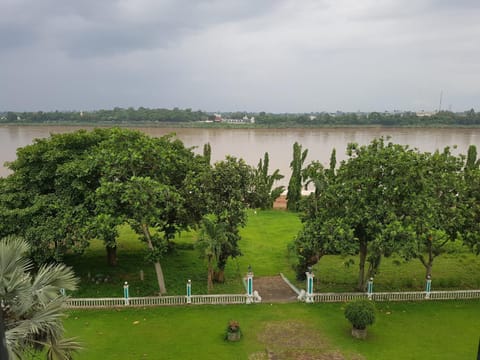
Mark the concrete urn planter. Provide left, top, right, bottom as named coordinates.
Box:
left=351, top=327, right=367, bottom=340
left=226, top=320, right=241, bottom=342
left=226, top=331, right=241, bottom=342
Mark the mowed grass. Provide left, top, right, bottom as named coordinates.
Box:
left=64, top=209, right=480, bottom=297
left=65, top=300, right=480, bottom=360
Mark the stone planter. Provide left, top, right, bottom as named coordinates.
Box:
left=226, top=331, right=241, bottom=342
left=351, top=327, right=367, bottom=340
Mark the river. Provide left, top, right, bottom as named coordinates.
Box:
left=1, top=125, right=479, bottom=187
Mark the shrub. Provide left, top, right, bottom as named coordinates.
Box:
left=225, top=320, right=242, bottom=341
left=344, top=300, right=376, bottom=330
left=226, top=320, right=240, bottom=333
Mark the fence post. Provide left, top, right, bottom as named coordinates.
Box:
left=246, top=265, right=254, bottom=304
left=123, top=281, right=129, bottom=306
left=305, top=267, right=315, bottom=303
left=367, top=278, right=374, bottom=300
left=186, top=279, right=192, bottom=304
left=425, top=276, right=432, bottom=299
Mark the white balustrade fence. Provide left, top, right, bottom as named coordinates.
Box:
left=65, top=293, right=256, bottom=309
left=311, top=290, right=480, bottom=303
left=65, top=290, right=480, bottom=309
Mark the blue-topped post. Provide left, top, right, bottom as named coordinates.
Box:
left=425, top=275, right=432, bottom=299
left=123, top=281, right=129, bottom=306
left=186, top=279, right=192, bottom=304
left=367, top=277, right=374, bottom=300
left=246, top=265, right=254, bottom=304
left=305, top=267, right=315, bottom=303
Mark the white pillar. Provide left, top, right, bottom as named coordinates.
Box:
left=305, top=268, right=315, bottom=303
left=246, top=266, right=254, bottom=304
left=425, top=276, right=432, bottom=299
left=367, top=277, right=374, bottom=300
left=186, top=279, right=192, bottom=304
left=123, top=281, right=129, bottom=306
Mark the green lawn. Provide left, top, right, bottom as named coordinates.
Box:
left=64, top=209, right=480, bottom=297
left=65, top=300, right=480, bottom=360
left=62, top=209, right=480, bottom=359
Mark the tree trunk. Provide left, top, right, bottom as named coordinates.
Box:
left=214, top=269, right=225, bottom=283
left=420, top=240, right=435, bottom=279
left=357, top=239, right=368, bottom=291
left=425, top=263, right=433, bottom=279
left=106, top=245, right=117, bottom=266
left=207, top=256, right=214, bottom=293
left=0, top=308, right=8, bottom=360
left=142, top=224, right=167, bottom=295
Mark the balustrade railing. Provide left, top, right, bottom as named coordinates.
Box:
left=311, top=290, right=480, bottom=303
left=65, top=293, right=256, bottom=309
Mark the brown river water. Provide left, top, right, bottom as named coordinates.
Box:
left=1, top=125, right=479, bottom=187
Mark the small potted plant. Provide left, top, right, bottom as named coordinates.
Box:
left=344, top=300, right=376, bottom=339
left=225, top=320, right=242, bottom=341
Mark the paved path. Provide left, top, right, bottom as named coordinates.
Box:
left=254, top=275, right=298, bottom=303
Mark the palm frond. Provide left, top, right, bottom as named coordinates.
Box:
left=32, top=264, right=79, bottom=305
left=45, top=336, right=83, bottom=360
left=0, top=236, right=32, bottom=285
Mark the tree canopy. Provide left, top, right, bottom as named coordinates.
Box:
left=294, top=138, right=477, bottom=289
left=0, top=128, right=286, bottom=294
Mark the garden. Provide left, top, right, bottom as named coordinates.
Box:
left=64, top=210, right=480, bottom=298
left=2, top=129, right=480, bottom=359
left=59, top=209, right=480, bottom=359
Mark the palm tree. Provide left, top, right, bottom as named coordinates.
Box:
left=197, top=216, right=228, bottom=292
left=0, top=236, right=81, bottom=359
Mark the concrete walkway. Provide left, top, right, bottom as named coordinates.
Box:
left=253, top=275, right=298, bottom=303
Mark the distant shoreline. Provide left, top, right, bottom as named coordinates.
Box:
left=1, top=122, right=480, bottom=129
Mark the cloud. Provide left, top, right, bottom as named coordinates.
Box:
left=0, top=0, right=479, bottom=112
left=1, top=0, right=287, bottom=57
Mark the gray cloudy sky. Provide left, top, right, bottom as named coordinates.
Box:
left=1, top=0, right=479, bottom=112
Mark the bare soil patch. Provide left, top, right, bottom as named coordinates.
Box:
left=250, top=320, right=364, bottom=360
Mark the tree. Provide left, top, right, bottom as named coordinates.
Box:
left=294, top=139, right=424, bottom=290
left=204, top=156, right=252, bottom=282
left=0, top=128, right=208, bottom=294
left=248, top=152, right=284, bottom=209
left=92, top=129, right=206, bottom=294
left=292, top=149, right=343, bottom=279
left=398, top=148, right=466, bottom=278
left=197, top=215, right=228, bottom=292
left=287, top=142, right=308, bottom=211
left=0, top=129, right=112, bottom=264
left=465, top=145, right=479, bottom=171
left=462, top=145, right=480, bottom=254
left=96, top=177, right=182, bottom=294
left=203, top=143, right=212, bottom=165
left=0, top=236, right=80, bottom=359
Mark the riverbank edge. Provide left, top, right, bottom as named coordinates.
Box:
left=2, top=122, right=480, bottom=129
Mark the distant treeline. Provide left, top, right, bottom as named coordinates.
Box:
left=1, top=107, right=480, bottom=126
